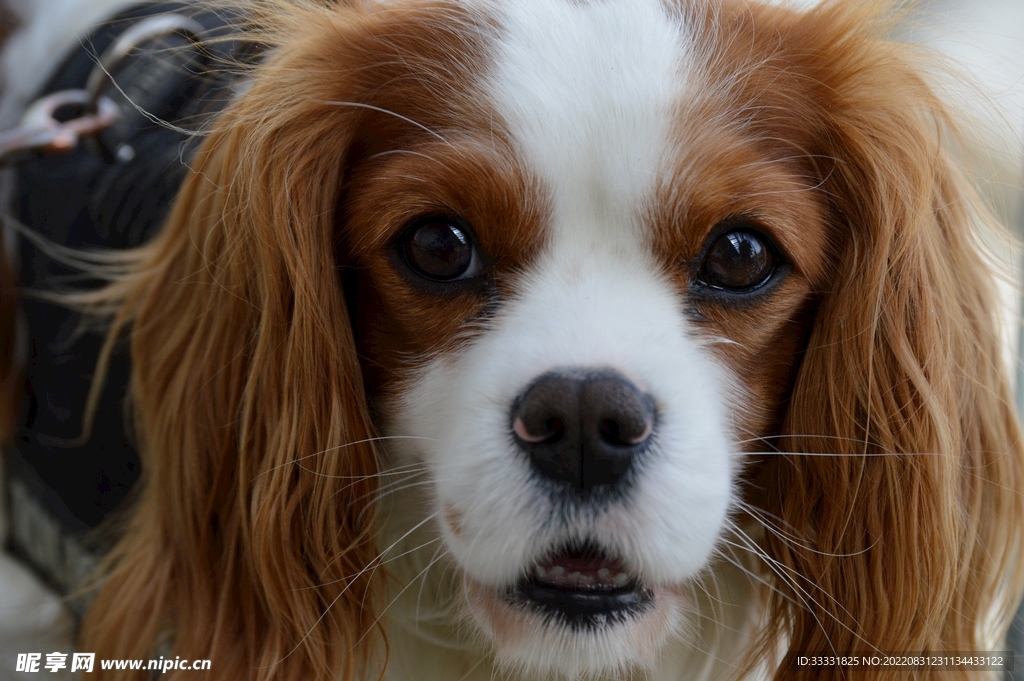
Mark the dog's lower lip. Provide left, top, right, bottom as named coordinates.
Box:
left=515, top=578, right=651, bottom=613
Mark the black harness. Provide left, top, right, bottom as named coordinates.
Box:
left=4, top=2, right=250, bottom=612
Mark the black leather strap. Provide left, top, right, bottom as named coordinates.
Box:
left=5, top=2, right=250, bottom=603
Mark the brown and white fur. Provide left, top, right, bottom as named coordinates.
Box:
left=3, top=0, right=1024, bottom=680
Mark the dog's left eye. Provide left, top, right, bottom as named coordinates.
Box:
left=402, top=217, right=482, bottom=281
left=697, top=229, right=777, bottom=292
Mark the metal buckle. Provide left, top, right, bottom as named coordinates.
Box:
left=0, top=90, right=119, bottom=166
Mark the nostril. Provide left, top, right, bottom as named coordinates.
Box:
left=587, top=373, right=655, bottom=450
left=543, top=417, right=566, bottom=444
left=513, top=415, right=565, bottom=445
left=599, top=416, right=653, bottom=447
left=598, top=418, right=623, bottom=446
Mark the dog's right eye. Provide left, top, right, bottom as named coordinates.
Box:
left=401, top=217, right=482, bottom=282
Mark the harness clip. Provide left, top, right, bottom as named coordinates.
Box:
left=0, top=90, right=119, bottom=166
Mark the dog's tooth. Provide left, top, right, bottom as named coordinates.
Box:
left=530, top=559, right=636, bottom=590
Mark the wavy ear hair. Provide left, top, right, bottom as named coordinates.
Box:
left=78, top=3, right=402, bottom=679
left=751, top=1, right=1024, bottom=676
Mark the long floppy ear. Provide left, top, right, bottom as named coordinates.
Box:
left=78, top=4, right=390, bottom=680
left=756, top=2, right=1024, bottom=676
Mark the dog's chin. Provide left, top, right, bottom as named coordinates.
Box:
left=462, top=550, right=689, bottom=677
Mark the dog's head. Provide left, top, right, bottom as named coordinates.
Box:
left=81, top=0, right=1024, bottom=679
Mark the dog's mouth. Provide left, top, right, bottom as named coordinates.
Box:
left=506, top=544, right=653, bottom=627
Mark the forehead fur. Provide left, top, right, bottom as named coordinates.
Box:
left=485, top=0, right=692, bottom=246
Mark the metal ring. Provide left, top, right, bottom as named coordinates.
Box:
left=84, top=13, right=206, bottom=114
left=0, top=90, right=120, bottom=161
left=22, top=90, right=119, bottom=136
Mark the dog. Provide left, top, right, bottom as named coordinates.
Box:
left=2, top=0, right=1024, bottom=680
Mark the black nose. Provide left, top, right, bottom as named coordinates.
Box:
left=511, top=369, right=656, bottom=493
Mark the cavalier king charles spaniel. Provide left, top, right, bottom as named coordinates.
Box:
left=6, top=0, right=1024, bottom=679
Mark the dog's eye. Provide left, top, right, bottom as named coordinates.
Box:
left=402, top=217, right=482, bottom=281
left=698, top=229, right=776, bottom=292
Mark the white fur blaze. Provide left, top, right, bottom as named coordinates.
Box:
left=383, top=0, right=740, bottom=677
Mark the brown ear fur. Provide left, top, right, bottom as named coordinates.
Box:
left=78, top=4, right=390, bottom=679
left=754, top=2, right=1024, bottom=677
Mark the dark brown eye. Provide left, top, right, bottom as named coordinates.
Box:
left=698, top=229, right=776, bottom=291
left=402, top=217, right=480, bottom=281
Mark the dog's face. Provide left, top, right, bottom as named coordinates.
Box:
left=79, top=0, right=1024, bottom=678
left=338, top=0, right=828, bottom=673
